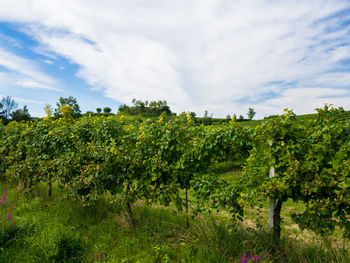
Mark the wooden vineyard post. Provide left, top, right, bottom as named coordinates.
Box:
left=268, top=139, right=276, bottom=231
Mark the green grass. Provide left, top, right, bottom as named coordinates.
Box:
left=209, top=160, right=243, bottom=174
left=1, top=181, right=349, bottom=263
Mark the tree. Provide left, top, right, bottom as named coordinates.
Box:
left=247, top=108, right=256, bottom=120
left=129, top=99, right=172, bottom=116
left=203, top=110, right=212, bottom=125
left=10, top=105, right=31, bottom=122
left=55, top=96, right=81, bottom=118
left=96, top=108, right=102, bottom=113
left=103, top=107, right=112, bottom=113
left=0, top=96, right=18, bottom=119
left=147, top=100, right=171, bottom=116
left=44, top=104, right=53, bottom=118
left=58, top=105, right=74, bottom=120
left=118, top=104, right=129, bottom=113
left=238, top=115, right=244, bottom=121
left=131, top=98, right=145, bottom=114
left=226, top=114, right=231, bottom=122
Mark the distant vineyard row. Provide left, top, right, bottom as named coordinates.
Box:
left=0, top=106, right=349, bottom=239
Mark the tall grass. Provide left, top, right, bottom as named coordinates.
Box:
left=0, top=183, right=348, bottom=263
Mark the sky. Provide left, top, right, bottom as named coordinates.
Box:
left=0, top=0, right=350, bottom=118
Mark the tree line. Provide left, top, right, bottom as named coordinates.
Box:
left=0, top=95, right=257, bottom=125
left=0, top=96, right=30, bottom=123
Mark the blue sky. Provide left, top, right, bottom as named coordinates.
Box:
left=1, top=1, right=350, bottom=118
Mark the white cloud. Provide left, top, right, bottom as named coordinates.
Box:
left=30, top=46, right=58, bottom=60
left=14, top=97, right=44, bottom=105
left=0, top=0, right=350, bottom=117
left=16, top=79, right=60, bottom=91
left=257, top=87, right=350, bottom=116
left=0, top=47, right=61, bottom=92
left=44, top=59, right=53, bottom=64
left=0, top=32, right=22, bottom=47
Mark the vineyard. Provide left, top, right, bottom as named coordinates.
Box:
left=0, top=105, right=349, bottom=262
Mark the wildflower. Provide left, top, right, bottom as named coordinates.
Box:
left=250, top=252, right=254, bottom=262
left=256, top=256, right=260, bottom=262
left=242, top=253, right=246, bottom=263
left=98, top=251, right=102, bottom=261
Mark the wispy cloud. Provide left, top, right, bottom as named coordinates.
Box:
left=0, top=31, right=22, bottom=48
left=0, top=0, right=350, bottom=117
left=14, top=97, right=44, bottom=105
left=0, top=47, right=61, bottom=92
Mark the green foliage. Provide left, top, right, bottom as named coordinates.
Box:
left=103, top=107, right=111, bottom=113
left=1, top=104, right=349, bottom=241
left=44, top=104, right=53, bottom=118
left=119, top=98, right=173, bottom=117
left=0, top=226, right=19, bottom=248
left=55, top=96, right=81, bottom=118
left=247, top=108, right=256, bottom=120
left=243, top=109, right=305, bottom=202
left=292, top=106, right=350, bottom=237
left=202, top=110, right=212, bottom=125
left=10, top=105, right=31, bottom=122
left=50, top=233, right=86, bottom=263
left=192, top=173, right=243, bottom=219
left=0, top=96, right=18, bottom=119
left=0, top=112, right=251, bottom=224
left=242, top=106, right=350, bottom=238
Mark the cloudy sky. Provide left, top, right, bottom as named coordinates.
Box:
left=0, top=0, right=350, bottom=118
